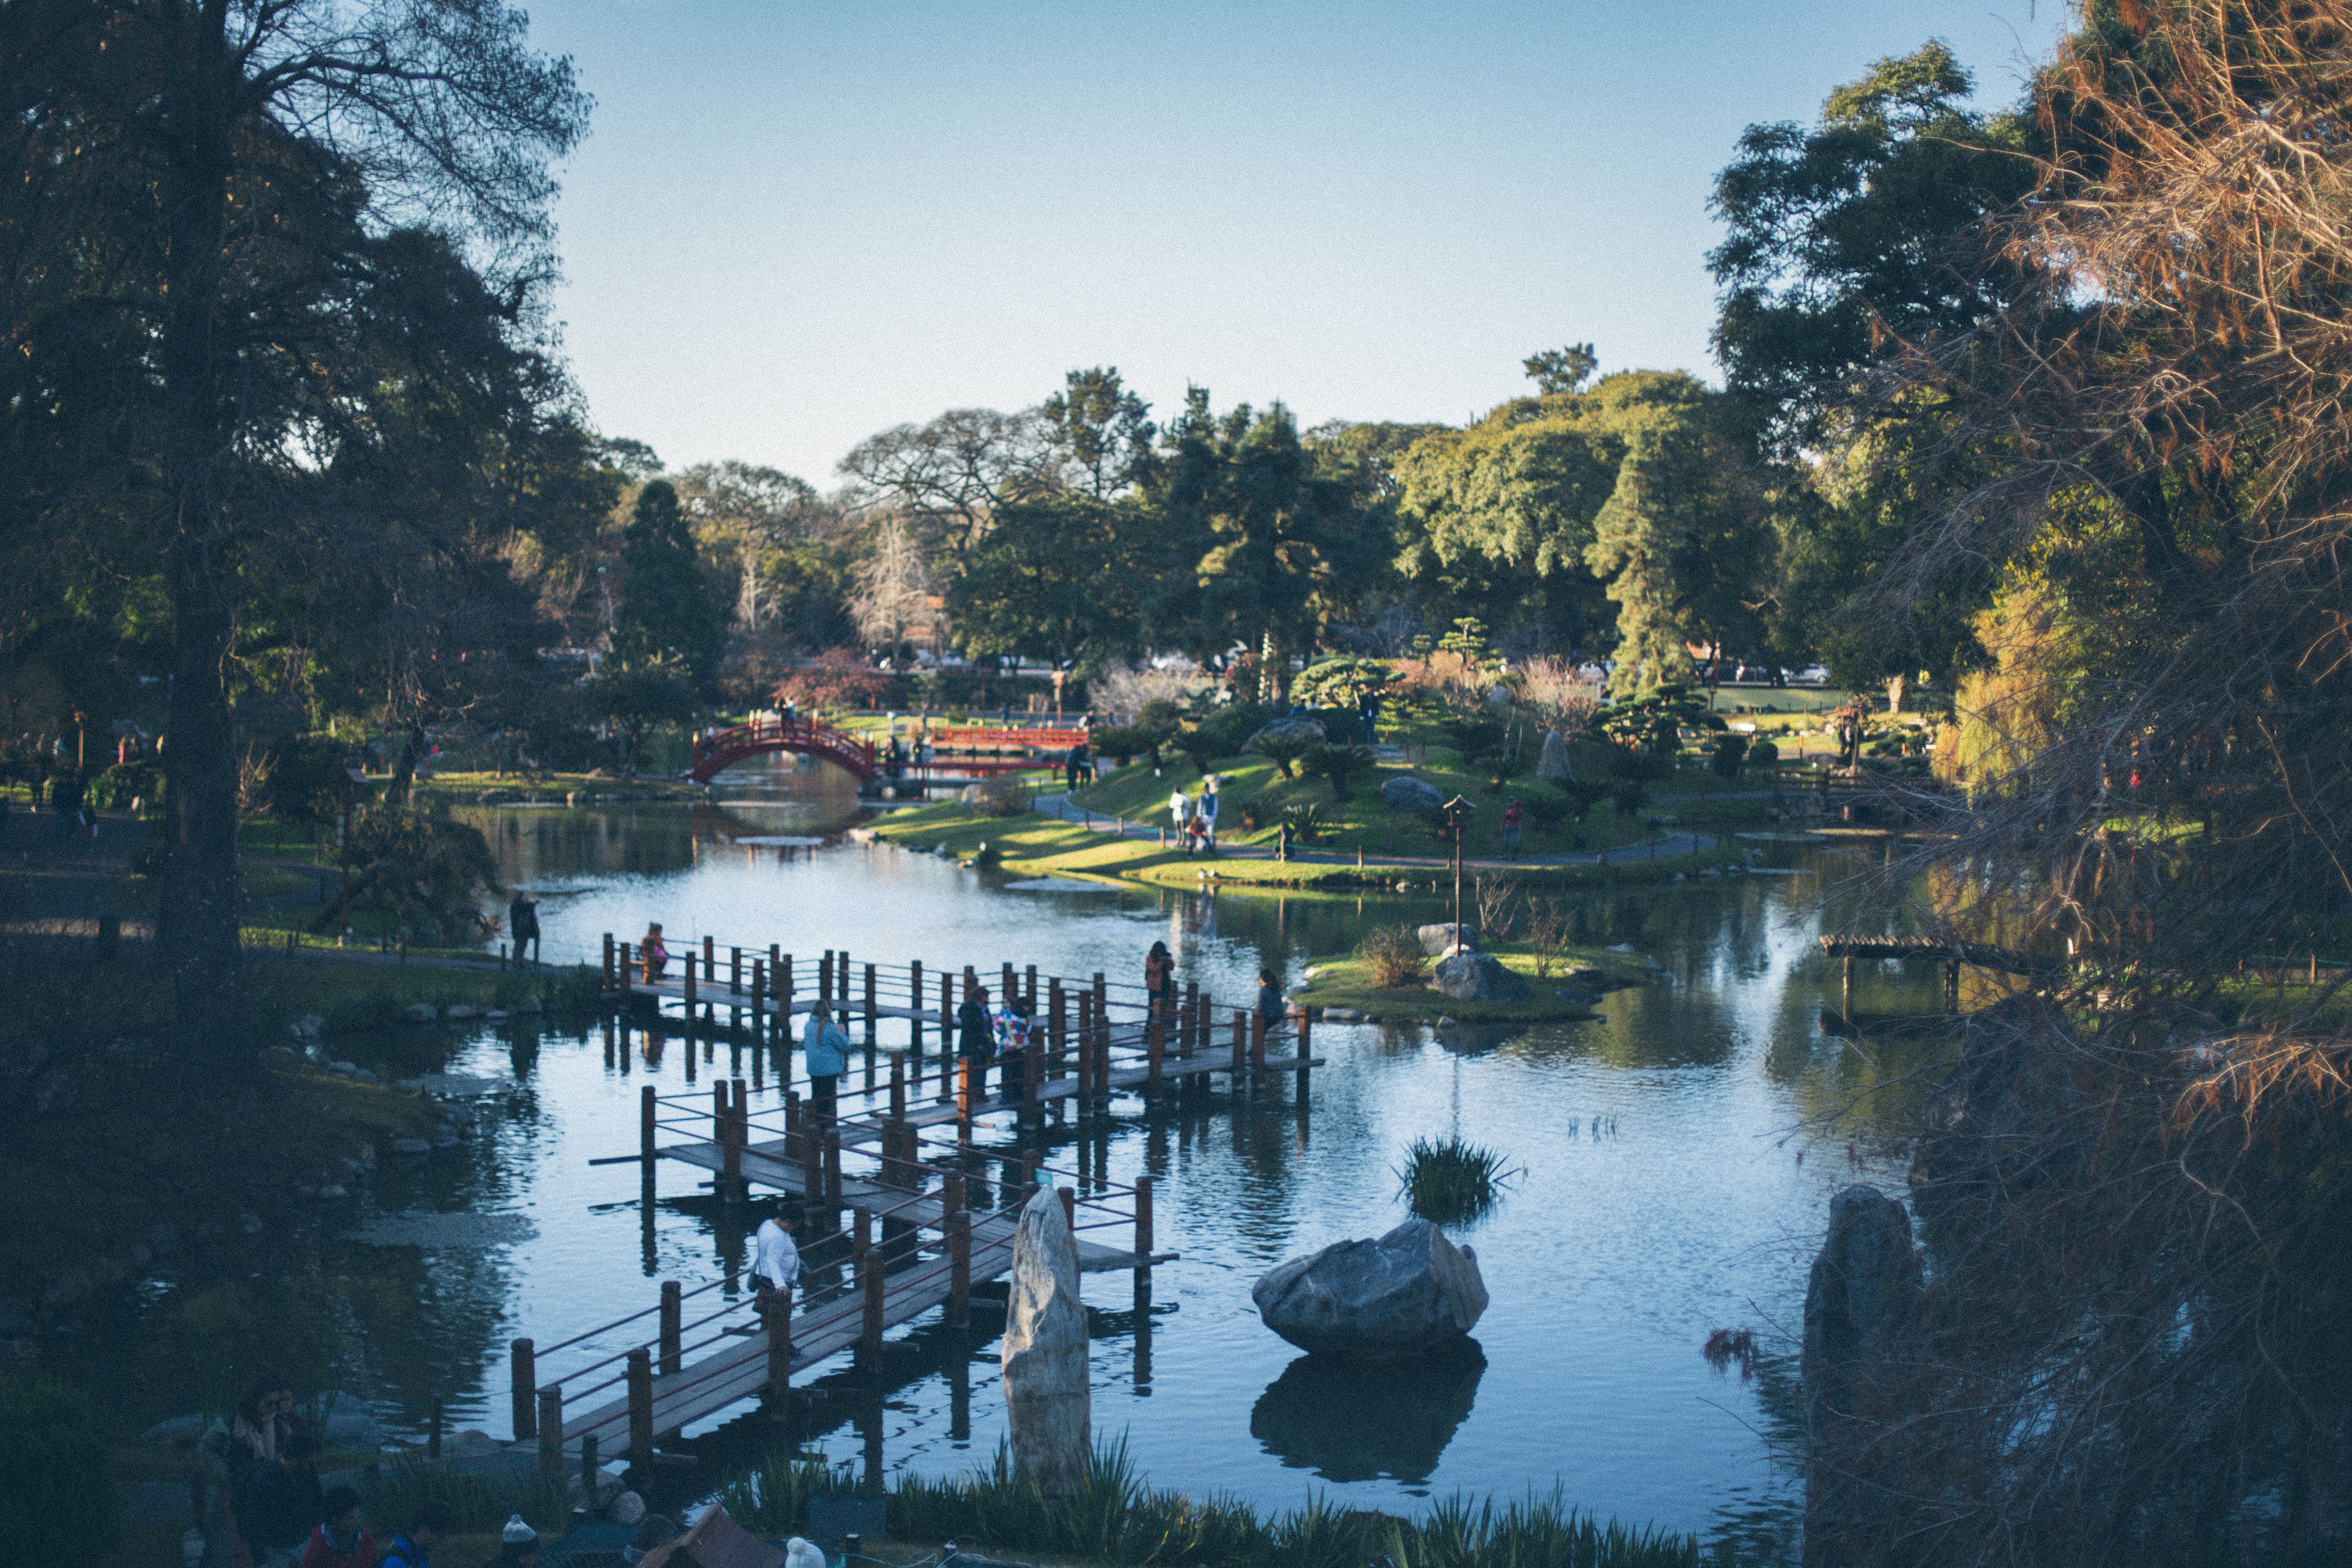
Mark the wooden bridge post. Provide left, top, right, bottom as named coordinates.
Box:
left=1296, top=1008, right=1312, bottom=1098
left=683, top=958, right=696, bottom=1014
left=824, top=1121, right=844, bottom=1210
left=1092, top=972, right=1109, bottom=1107
left=957, top=1056, right=975, bottom=1132
left=784, top=1090, right=803, bottom=1166
left=1232, top=1009, right=1247, bottom=1075
left=889, top=1053, right=907, bottom=1123
left=750, top=960, right=766, bottom=1036
left=1251, top=1008, right=1266, bottom=1070
left=774, top=948, right=790, bottom=1037
left=820, top=949, right=834, bottom=1011
left=703, top=934, right=716, bottom=985
left=1073, top=992, right=1092, bottom=1112
left=603, top=933, right=616, bottom=992
left=625, top=1349, right=653, bottom=1468
left=640, top=1086, right=657, bottom=1174
left=859, top=1251, right=885, bottom=1366
left=838, top=950, right=851, bottom=1018
left=1135, top=1174, right=1153, bottom=1265
left=947, top=1207, right=971, bottom=1329
left=1842, top=955, right=1853, bottom=1014
left=763, top=1289, right=791, bottom=1396
left=510, top=1339, right=536, bottom=1441
left=659, top=1280, right=682, bottom=1375
left=1050, top=980, right=1066, bottom=1080
left=1026, top=964, right=1038, bottom=1011
left=1147, top=1011, right=1164, bottom=1084
left=909, top=960, right=924, bottom=1052
left=731, top=946, right=742, bottom=995
left=537, top=1385, right=563, bottom=1468
left=865, top=962, right=878, bottom=1044
left=731, top=1079, right=749, bottom=1197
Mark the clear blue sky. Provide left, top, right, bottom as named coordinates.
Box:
left=522, top=0, right=2065, bottom=487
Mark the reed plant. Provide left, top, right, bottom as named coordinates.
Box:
left=1397, top=1134, right=1517, bottom=1224
left=361, top=1455, right=571, bottom=1537
left=1358, top=923, right=1429, bottom=988
left=714, top=1438, right=1706, bottom=1567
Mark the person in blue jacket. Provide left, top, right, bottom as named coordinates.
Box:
left=802, top=1004, right=849, bottom=1126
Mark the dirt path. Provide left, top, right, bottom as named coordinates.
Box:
left=0, top=801, right=149, bottom=939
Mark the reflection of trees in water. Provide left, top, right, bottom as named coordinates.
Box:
left=1250, top=1342, right=1486, bottom=1483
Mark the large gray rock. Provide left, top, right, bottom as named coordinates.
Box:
left=1253, top=1218, right=1488, bottom=1359
left=1801, top=1186, right=1919, bottom=1426
left=1432, top=952, right=1528, bottom=1002
left=1381, top=775, right=1445, bottom=813
left=1246, top=717, right=1328, bottom=750
left=1537, top=729, right=1574, bottom=782
left=1002, top=1187, right=1090, bottom=1493
left=1417, top=922, right=1474, bottom=956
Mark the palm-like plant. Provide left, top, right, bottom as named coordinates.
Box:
left=1251, top=730, right=1316, bottom=779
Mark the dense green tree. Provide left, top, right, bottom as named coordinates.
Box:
left=613, top=481, right=725, bottom=686
left=1394, top=371, right=1771, bottom=684
left=0, top=0, right=586, bottom=1061
left=1153, top=391, right=1386, bottom=697
left=1522, top=343, right=1599, bottom=395
left=1709, top=40, right=2034, bottom=456
left=1040, top=367, right=1157, bottom=498
left=945, top=492, right=1158, bottom=671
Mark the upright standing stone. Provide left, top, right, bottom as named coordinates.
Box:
left=1537, top=728, right=1574, bottom=782
left=1002, top=1185, right=1090, bottom=1494
left=1801, top=1184, right=1921, bottom=1568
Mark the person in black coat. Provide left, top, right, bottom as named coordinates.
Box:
left=236, top=1429, right=322, bottom=1566
left=1256, top=968, right=1285, bottom=1031
left=957, top=984, right=994, bottom=1100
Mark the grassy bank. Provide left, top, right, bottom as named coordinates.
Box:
left=245, top=952, right=601, bottom=1033
left=871, top=800, right=1748, bottom=894
left=716, top=1442, right=1708, bottom=1568
left=1295, top=940, right=1654, bottom=1023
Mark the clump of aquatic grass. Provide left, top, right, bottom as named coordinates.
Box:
left=714, top=1437, right=1701, bottom=1567
left=711, top=1452, right=856, bottom=1536
left=361, top=1455, right=571, bottom=1537
left=1359, top=924, right=1429, bottom=989
left=1397, top=1135, right=1518, bottom=1224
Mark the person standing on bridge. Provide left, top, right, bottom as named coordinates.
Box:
left=753, top=1198, right=803, bottom=1361
left=1145, top=940, right=1175, bottom=1020
left=639, top=923, right=668, bottom=981
left=957, top=983, right=995, bottom=1101
left=801, top=1005, right=848, bottom=1127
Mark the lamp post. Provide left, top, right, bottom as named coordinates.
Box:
left=1442, top=795, right=1474, bottom=943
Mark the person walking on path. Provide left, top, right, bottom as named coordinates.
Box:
left=1196, top=777, right=1219, bottom=853
left=379, top=1501, right=453, bottom=1568
left=1065, top=743, right=1087, bottom=792
left=1167, top=787, right=1191, bottom=838
left=300, top=1486, right=376, bottom=1568
left=801, top=1006, right=848, bottom=1126
left=957, top=983, right=995, bottom=1101
left=507, top=892, right=539, bottom=965
left=238, top=1430, right=324, bottom=1568
left=639, top=922, right=668, bottom=981
left=1501, top=797, right=1523, bottom=858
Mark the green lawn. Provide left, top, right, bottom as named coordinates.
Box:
left=1295, top=940, right=1651, bottom=1022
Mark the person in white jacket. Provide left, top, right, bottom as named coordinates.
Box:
left=1168, top=787, right=1192, bottom=835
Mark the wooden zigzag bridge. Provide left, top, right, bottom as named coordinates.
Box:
left=495, top=934, right=1320, bottom=1477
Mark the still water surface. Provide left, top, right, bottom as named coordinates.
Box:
left=113, top=758, right=1953, bottom=1558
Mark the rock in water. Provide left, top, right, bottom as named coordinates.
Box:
left=1537, top=729, right=1574, bottom=782
left=1417, top=922, right=1475, bottom=956
left=1432, top=952, right=1528, bottom=1002
left=1002, top=1187, right=1090, bottom=1493
left=1381, top=775, right=1446, bottom=813
left=1253, top=1218, right=1488, bottom=1359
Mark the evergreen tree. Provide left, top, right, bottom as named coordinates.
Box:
left=614, top=480, right=724, bottom=686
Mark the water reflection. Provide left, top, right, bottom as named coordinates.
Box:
left=1250, top=1343, right=1488, bottom=1485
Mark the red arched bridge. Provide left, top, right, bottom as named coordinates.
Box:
left=689, top=716, right=879, bottom=784
left=687, top=717, right=1086, bottom=785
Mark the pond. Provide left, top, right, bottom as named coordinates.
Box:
left=101, top=756, right=1957, bottom=1560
